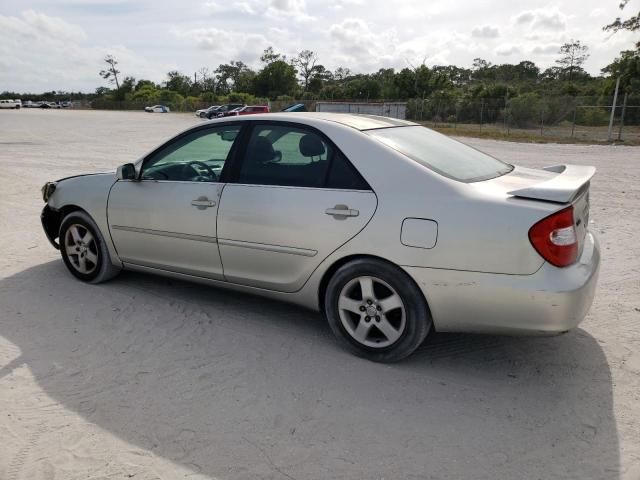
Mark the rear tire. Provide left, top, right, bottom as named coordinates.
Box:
left=59, top=210, right=120, bottom=284
left=324, top=258, right=432, bottom=362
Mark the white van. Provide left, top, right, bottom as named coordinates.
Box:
left=0, top=99, right=22, bottom=109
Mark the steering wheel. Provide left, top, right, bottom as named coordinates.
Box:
left=186, top=161, right=217, bottom=181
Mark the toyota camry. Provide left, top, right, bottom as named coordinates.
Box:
left=40, top=113, right=600, bottom=362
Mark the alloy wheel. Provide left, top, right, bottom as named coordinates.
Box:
left=64, top=224, right=99, bottom=275
left=337, top=276, right=406, bottom=348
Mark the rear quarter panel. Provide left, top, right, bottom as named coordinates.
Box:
left=311, top=122, right=549, bottom=275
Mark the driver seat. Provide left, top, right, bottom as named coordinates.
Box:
left=240, top=136, right=280, bottom=184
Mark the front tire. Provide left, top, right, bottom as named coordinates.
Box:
left=59, top=211, right=120, bottom=283
left=324, top=259, right=432, bottom=362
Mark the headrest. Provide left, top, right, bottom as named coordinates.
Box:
left=247, top=136, right=276, bottom=164
left=299, top=134, right=326, bottom=157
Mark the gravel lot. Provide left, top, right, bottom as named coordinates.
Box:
left=1, top=109, right=639, bottom=480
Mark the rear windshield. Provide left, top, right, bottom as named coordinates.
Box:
left=367, top=126, right=513, bottom=182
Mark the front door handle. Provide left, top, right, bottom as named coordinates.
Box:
left=325, top=204, right=359, bottom=219
left=191, top=196, right=216, bottom=209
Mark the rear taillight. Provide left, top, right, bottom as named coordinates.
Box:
left=529, top=206, right=578, bottom=267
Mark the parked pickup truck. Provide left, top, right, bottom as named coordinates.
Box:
left=0, top=99, right=22, bottom=109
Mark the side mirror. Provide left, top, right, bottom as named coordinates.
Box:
left=116, top=163, right=137, bottom=181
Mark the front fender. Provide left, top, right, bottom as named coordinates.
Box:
left=46, top=173, right=122, bottom=268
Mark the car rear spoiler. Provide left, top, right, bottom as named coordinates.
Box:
left=507, top=164, right=596, bottom=204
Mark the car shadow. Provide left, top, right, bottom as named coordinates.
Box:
left=0, top=261, right=619, bottom=479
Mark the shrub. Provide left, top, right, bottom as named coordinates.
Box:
left=508, top=93, right=540, bottom=127
left=576, top=107, right=610, bottom=126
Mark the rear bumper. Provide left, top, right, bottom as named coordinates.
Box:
left=403, top=232, right=600, bottom=334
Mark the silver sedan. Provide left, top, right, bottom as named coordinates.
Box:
left=41, top=113, right=600, bottom=362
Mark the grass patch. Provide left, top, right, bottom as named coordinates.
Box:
left=418, top=122, right=640, bottom=146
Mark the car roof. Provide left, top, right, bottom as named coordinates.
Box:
left=209, top=112, right=417, bottom=131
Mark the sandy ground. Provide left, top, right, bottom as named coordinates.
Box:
left=0, top=109, right=639, bottom=480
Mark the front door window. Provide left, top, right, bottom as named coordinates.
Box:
left=141, top=126, right=241, bottom=182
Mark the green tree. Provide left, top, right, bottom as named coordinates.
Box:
left=164, top=71, right=192, bottom=96
left=333, top=67, right=351, bottom=83
left=113, top=76, right=135, bottom=101
left=373, top=68, right=398, bottom=98
left=395, top=68, right=417, bottom=98
left=432, top=65, right=472, bottom=87
left=99, top=55, right=121, bottom=89
left=135, top=79, right=156, bottom=91
left=514, top=61, right=540, bottom=82
left=254, top=60, right=297, bottom=98
left=260, top=46, right=285, bottom=64
left=556, top=40, right=589, bottom=83
left=293, top=50, right=318, bottom=91
left=471, top=58, right=493, bottom=82
left=604, top=0, right=640, bottom=48
left=307, top=65, right=331, bottom=94
left=216, top=61, right=255, bottom=94
left=344, top=76, right=381, bottom=99
left=602, top=49, right=640, bottom=92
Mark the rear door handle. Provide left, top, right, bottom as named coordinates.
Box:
left=325, top=205, right=359, bottom=218
left=191, top=197, right=216, bottom=209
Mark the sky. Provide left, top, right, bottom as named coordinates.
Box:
left=0, top=0, right=637, bottom=93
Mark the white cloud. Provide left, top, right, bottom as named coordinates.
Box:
left=328, top=18, right=402, bottom=70
left=496, top=44, right=521, bottom=56
left=589, top=8, right=604, bottom=18
left=531, top=44, right=561, bottom=55
left=203, top=1, right=258, bottom=15
left=203, top=0, right=314, bottom=21
left=329, top=18, right=376, bottom=57
left=328, top=0, right=364, bottom=9
left=0, top=9, right=86, bottom=43
left=514, top=7, right=567, bottom=31
left=472, top=25, right=500, bottom=38
left=0, top=1, right=632, bottom=92
left=170, top=26, right=300, bottom=65
left=172, top=27, right=230, bottom=51
left=0, top=10, right=164, bottom=92
left=515, top=11, right=535, bottom=24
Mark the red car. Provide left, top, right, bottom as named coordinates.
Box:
left=226, top=105, right=270, bottom=116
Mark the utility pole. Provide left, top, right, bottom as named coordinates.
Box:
left=607, top=77, right=620, bottom=142
left=618, top=91, right=628, bottom=141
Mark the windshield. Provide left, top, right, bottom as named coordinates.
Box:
left=367, top=126, right=513, bottom=182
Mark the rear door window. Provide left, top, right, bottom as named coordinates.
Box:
left=236, top=124, right=370, bottom=190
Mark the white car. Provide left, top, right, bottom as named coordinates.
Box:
left=145, top=105, right=170, bottom=113
left=0, top=99, right=21, bottom=109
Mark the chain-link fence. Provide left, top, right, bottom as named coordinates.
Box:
left=89, top=95, right=639, bottom=144
left=406, top=96, right=640, bottom=143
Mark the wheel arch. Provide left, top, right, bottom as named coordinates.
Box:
left=41, top=204, right=86, bottom=248
left=317, top=254, right=433, bottom=321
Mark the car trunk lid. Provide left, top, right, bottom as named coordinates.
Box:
left=506, top=164, right=595, bottom=204
left=506, top=165, right=592, bottom=246
left=470, top=164, right=593, bottom=264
